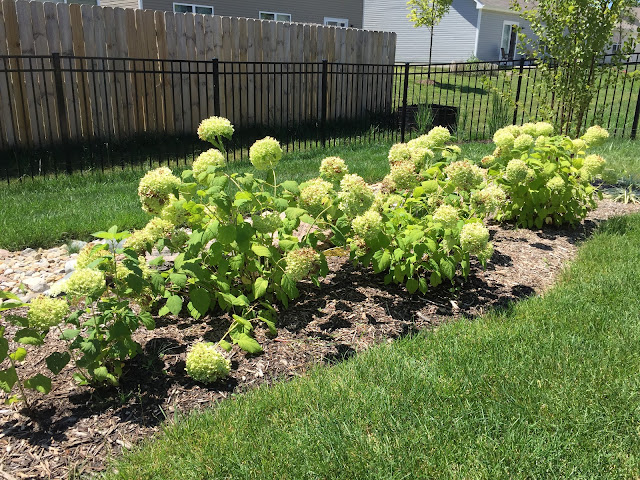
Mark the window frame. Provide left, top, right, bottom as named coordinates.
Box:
left=259, top=11, right=292, bottom=22
left=172, top=2, right=214, bottom=15
left=324, top=17, right=349, bottom=27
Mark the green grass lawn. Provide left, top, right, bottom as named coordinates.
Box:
left=0, top=138, right=637, bottom=251
left=104, top=212, right=640, bottom=479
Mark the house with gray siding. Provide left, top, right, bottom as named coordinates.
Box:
left=97, top=0, right=363, bottom=27
left=363, top=0, right=534, bottom=63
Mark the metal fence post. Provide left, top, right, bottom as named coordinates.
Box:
left=512, top=56, right=525, bottom=126
left=400, top=62, right=410, bottom=143
left=212, top=58, right=221, bottom=117
left=631, top=88, right=640, bottom=140
left=320, top=59, right=328, bottom=148
left=51, top=53, right=72, bottom=173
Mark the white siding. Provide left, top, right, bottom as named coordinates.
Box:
left=363, top=0, right=478, bottom=63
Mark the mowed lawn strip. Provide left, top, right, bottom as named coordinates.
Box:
left=105, top=213, right=640, bottom=479
left=0, top=138, right=634, bottom=251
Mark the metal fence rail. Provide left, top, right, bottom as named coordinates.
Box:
left=1, top=53, right=640, bottom=182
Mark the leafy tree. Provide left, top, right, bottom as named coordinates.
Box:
left=407, top=0, right=454, bottom=69
left=512, top=0, right=639, bottom=135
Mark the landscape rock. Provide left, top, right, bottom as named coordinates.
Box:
left=65, top=259, right=77, bottom=273
left=69, top=240, right=87, bottom=251
left=22, top=276, right=49, bottom=293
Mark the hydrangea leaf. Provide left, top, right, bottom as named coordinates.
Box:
left=24, top=374, right=52, bottom=394
left=9, top=348, right=27, bottom=363
left=46, top=352, right=71, bottom=375
left=234, top=333, right=263, bottom=354
left=0, top=367, right=18, bottom=393
left=253, top=277, right=269, bottom=299
left=14, top=329, right=44, bottom=346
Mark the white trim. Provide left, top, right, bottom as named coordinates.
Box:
left=475, top=0, right=517, bottom=14
left=138, top=0, right=142, bottom=9
left=500, top=19, right=519, bottom=59
left=259, top=11, right=292, bottom=22
left=173, top=2, right=214, bottom=14
left=474, top=8, right=483, bottom=57
left=324, top=17, right=349, bottom=27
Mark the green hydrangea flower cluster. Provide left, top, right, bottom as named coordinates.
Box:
left=513, top=134, right=534, bottom=151
left=481, top=155, right=496, bottom=168
left=252, top=211, right=283, bottom=234
left=76, top=244, right=112, bottom=270
left=388, top=143, right=413, bottom=165
left=493, top=129, right=515, bottom=149
left=390, top=162, right=419, bottom=191
left=125, top=217, right=174, bottom=253
left=160, top=194, right=189, bottom=227
left=64, top=268, right=106, bottom=299
left=319, top=156, right=349, bottom=182
left=352, top=210, right=383, bottom=242
left=505, top=159, right=530, bottom=183
left=249, top=137, right=282, bottom=171
left=581, top=125, right=609, bottom=147
left=572, top=138, right=587, bottom=153
left=443, top=160, right=484, bottom=190
left=185, top=342, right=231, bottom=383
left=410, top=147, right=435, bottom=169
left=459, top=222, right=490, bottom=256
left=581, top=154, right=606, bottom=179
left=338, top=174, right=375, bottom=218
left=137, top=167, right=181, bottom=215
left=546, top=176, right=565, bottom=193
left=471, top=184, right=506, bottom=214
left=426, top=126, right=452, bottom=147
left=28, top=296, right=70, bottom=331
left=192, top=148, right=226, bottom=178
left=300, top=178, right=334, bottom=216
left=372, top=192, right=404, bottom=213
left=432, top=204, right=459, bottom=229
left=284, top=247, right=321, bottom=282
left=197, top=116, right=234, bottom=144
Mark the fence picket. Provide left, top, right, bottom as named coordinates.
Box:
left=0, top=2, right=16, bottom=147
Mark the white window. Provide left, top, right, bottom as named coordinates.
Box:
left=173, top=3, right=213, bottom=14
left=500, top=21, right=519, bottom=60
left=612, top=43, right=622, bottom=54
left=324, top=17, right=348, bottom=27
left=259, top=11, right=291, bottom=22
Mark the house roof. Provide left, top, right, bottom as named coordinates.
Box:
left=475, top=0, right=535, bottom=14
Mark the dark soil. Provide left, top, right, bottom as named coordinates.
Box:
left=1, top=200, right=639, bottom=479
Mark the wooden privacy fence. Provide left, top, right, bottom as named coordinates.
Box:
left=0, top=0, right=396, bottom=148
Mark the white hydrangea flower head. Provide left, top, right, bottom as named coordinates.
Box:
left=513, top=134, right=534, bottom=151
left=535, top=135, right=549, bottom=147
left=505, top=125, right=522, bottom=137
left=352, top=210, right=383, bottom=242
left=252, top=211, right=283, bottom=234
left=480, top=155, right=496, bottom=168
left=459, top=222, right=490, bottom=255
left=432, top=204, right=459, bottom=229
left=426, top=126, right=452, bottom=147
left=145, top=217, right=174, bottom=240
left=64, top=268, right=106, bottom=299
left=192, top=148, right=226, bottom=178
left=477, top=242, right=494, bottom=264
left=185, top=342, right=231, bottom=383
left=581, top=125, right=609, bottom=147
left=319, top=156, right=349, bottom=182
left=534, top=122, right=554, bottom=137
left=284, top=247, right=321, bottom=282
left=249, top=137, right=283, bottom=171
left=197, top=116, right=234, bottom=144
left=505, top=159, right=529, bottom=183
left=124, top=217, right=174, bottom=253
left=388, top=143, right=413, bottom=166
left=546, top=176, right=565, bottom=193
left=28, top=296, right=70, bottom=331
left=390, top=162, right=419, bottom=191
left=493, top=128, right=515, bottom=149
left=380, top=174, right=397, bottom=194
left=300, top=178, right=334, bottom=216
left=471, top=184, right=507, bottom=213
left=443, top=160, right=485, bottom=190
left=338, top=174, right=375, bottom=218
left=138, top=167, right=181, bottom=215
left=446, top=145, right=462, bottom=155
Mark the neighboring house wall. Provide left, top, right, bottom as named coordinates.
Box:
left=363, top=0, right=477, bottom=63
left=475, top=9, right=534, bottom=61
left=137, top=0, right=363, bottom=27
left=100, top=0, right=138, bottom=8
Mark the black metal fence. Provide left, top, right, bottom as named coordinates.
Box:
left=1, top=53, right=640, bottom=182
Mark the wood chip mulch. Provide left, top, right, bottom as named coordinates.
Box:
left=1, top=199, right=639, bottom=479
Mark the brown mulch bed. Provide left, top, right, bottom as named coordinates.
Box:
left=1, top=200, right=639, bottom=479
